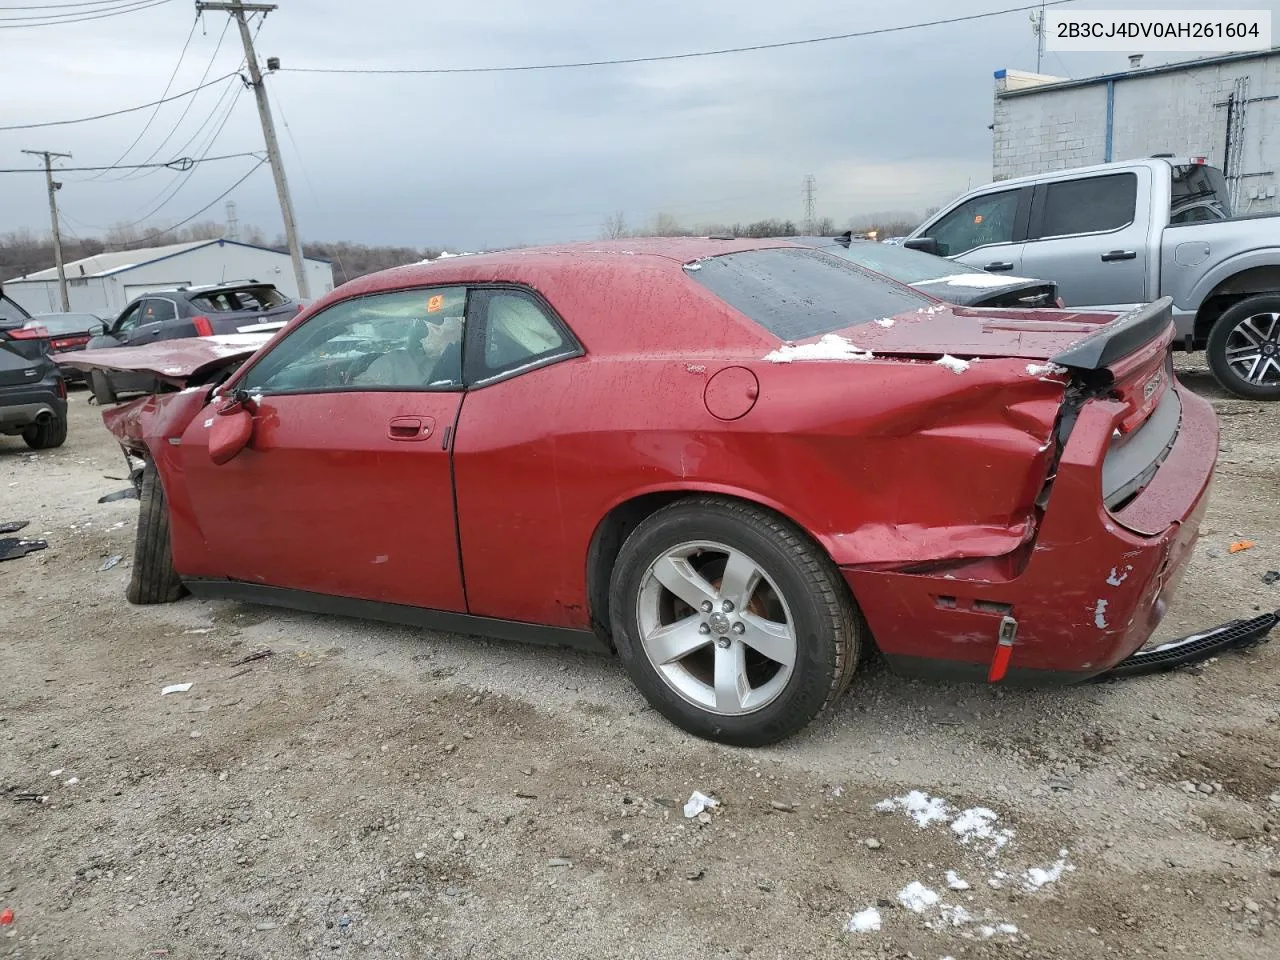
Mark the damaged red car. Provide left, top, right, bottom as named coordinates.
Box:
left=66, top=238, right=1246, bottom=746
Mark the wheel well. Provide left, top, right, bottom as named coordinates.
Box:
left=1193, top=267, right=1280, bottom=344
left=584, top=490, right=845, bottom=648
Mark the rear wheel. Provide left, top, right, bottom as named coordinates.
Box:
left=22, top=415, right=67, bottom=450
left=127, top=462, right=187, bottom=605
left=609, top=497, right=862, bottom=746
left=1206, top=294, right=1280, bottom=400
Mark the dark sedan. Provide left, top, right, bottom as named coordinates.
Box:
left=784, top=234, right=1062, bottom=308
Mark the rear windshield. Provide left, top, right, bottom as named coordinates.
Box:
left=687, top=247, right=934, bottom=340
left=0, top=295, right=30, bottom=328
left=1170, top=163, right=1232, bottom=222
left=30, top=313, right=100, bottom=334
left=190, top=285, right=287, bottom=312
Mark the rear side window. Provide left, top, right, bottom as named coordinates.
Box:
left=1034, top=173, right=1137, bottom=238
left=687, top=247, right=934, bottom=340
left=191, top=286, right=286, bottom=312
left=0, top=295, right=29, bottom=328
left=1170, top=163, right=1231, bottom=221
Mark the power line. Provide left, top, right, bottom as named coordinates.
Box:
left=80, top=12, right=201, bottom=181
left=0, top=0, right=155, bottom=9
left=0, top=0, right=174, bottom=28
left=0, top=151, right=262, bottom=173
left=107, top=157, right=268, bottom=249
left=283, top=1, right=1079, bottom=75
left=0, top=72, right=238, bottom=130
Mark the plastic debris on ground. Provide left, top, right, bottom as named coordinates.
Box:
left=1229, top=540, right=1256, bottom=554
left=161, top=683, right=193, bottom=696
left=0, top=908, right=12, bottom=925
left=98, top=555, right=123, bottom=572
left=0, top=538, right=48, bottom=562
left=0, top=520, right=29, bottom=534
left=1263, top=570, right=1280, bottom=585
left=97, top=487, right=138, bottom=503
left=683, top=790, right=719, bottom=819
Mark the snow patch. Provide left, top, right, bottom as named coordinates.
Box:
left=1023, top=850, right=1074, bottom=891
left=846, top=907, right=881, bottom=933
left=950, top=807, right=1015, bottom=856
left=898, top=881, right=941, bottom=913
left=873, top=317, right=896, bottom=327
left=1025, top=361, right=1067, bottom=377
left=765, top=333, right=873, bottom=363
left=934, top=354, right=970, bottom=375
left=929, top=273, right=1037, bottom=288
left=946, top=870, right=971, bottom=891
left=875, top=790, right=952, bottom=828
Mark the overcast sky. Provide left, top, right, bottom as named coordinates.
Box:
left=4, top=0, right=1278, bottom=250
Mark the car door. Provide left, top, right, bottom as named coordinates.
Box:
left=920, top=186, right=1031, bottom=274
left=175, top=285, right=469, bottom=611
left=130, top=297, right=182, bottom=343
left=450, top=286, right=586, bottom=626
left=1018, top=169, right=1150, bottom=309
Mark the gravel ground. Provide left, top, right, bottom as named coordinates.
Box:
left=2, top=356, right=1279, bottom=960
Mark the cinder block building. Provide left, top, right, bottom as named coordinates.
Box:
left=992, top=48, right=1280, bottom=214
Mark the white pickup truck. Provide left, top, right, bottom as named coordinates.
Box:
left=904, top=157, right=1280, bottom=400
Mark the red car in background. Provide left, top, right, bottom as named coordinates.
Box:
left=65, top=238, right=1241, bottom=745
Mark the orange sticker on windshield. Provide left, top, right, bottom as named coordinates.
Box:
left=427, top=295, right=444, bottom=313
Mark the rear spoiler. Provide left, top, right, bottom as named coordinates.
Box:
left=1050, top=296, right=1174, bottom=370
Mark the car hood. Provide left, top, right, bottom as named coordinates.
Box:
left=909, top=274, right=1057, bottom=307
left=59, top=333, right=274, bottom=387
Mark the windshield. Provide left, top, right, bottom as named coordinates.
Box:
left=1170, top=163, right=1232, bottom=222
left=30, top=313, right=101, bottom=334
left=688, top=247, right=935, bottom=340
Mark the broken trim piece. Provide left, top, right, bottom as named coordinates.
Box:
left=1094, top=609, right=1279, bottom=680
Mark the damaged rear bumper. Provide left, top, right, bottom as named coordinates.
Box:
left=843, top=381, right=1220, bottom=683
left=1096, top=609, right=1279, bottom=680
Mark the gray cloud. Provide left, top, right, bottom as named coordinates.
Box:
left=4, top=0, right=1277, bottom=250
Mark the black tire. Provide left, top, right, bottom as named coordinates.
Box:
left=22, top=415, right=67, bottom=450
left=1206, top=294, right=1280, bottom=400
left=608, top=496, right=862, bottom=747
left=127, top=462, right=187, bottom=605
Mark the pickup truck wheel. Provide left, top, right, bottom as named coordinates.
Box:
left=22, top=415, right=67, bottom=450
left=127, top=461, right=188, bottom=605
left=608, top=497, right=863, bottom=747
left=1207, top=295, right=1280, bottom=400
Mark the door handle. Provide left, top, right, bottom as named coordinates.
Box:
left=387, top=416, right=434, bottom=441
left=984, top=261, right=1014, bottom=272
left=1101, top=250, right=1137, bottom=262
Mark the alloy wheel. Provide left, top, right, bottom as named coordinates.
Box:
left=635, top=540, right=796, bottom=716
left=1224, top=310, right=1280, bottom=386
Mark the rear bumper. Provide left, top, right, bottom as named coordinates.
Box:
left=845, top=380, right=1217, bottom=682
left=0, top=390, right=67, bottom=432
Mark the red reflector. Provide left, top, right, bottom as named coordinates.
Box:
left=192, top=315, right=214, bottom=337
left=987, top=642, right=1014, bottom=683
left=57, top=377, right=67, bottom=399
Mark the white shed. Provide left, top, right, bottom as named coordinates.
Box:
left=3, top=239, right=334, bottom=318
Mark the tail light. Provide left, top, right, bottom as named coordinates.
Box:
left=192, top=315, right=214, bottom=337
left=9, top=326, right=49, bottom=339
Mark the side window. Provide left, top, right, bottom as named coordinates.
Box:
left=114, top=303, right=143, bottom=333
left=240, top=287, right=466, bottom=394
left=139, top=298, right=177, bottom=325
left=468, top=289, right=575, bottom=384
left=928, top=190, right=1021, bottom=256
left=1033, top=173, right=1137, bottom=239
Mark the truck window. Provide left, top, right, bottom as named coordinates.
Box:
left=1170, top=163, right=1231, bottom=222
left=1034, top=173, right=1137, bottom=238
left=928, top=190, right=1020, bottom=256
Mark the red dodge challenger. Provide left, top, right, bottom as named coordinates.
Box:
left=67, top=238, right=1223, bottom=745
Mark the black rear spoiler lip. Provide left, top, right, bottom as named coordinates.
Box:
left=1050, top=296, right=1174, bottom=371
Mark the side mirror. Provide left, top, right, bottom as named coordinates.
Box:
left=903, top=237, right=943, bottom=256
left=90, top=322, right=106, bottom=336
left=208, top=394, right=257, bottom=465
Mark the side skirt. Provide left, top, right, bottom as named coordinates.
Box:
left=183, top=579, right=611, bottom=654
left=883, top=654, right=1093, bottom=687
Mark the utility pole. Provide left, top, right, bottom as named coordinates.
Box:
left=195, top=0, right=309, bottom=297
left=22, top=149, right=72, bottom=311
left=1030, top=0, right=1046, bottom=73
left=802, top=174, right=817, bottom=234
left=225, top=200, right=240, bottom=240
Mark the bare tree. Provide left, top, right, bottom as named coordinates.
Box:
left=652, top=212, right=687, bottom=237
left=600, top=210, right=629, bottom=239
left=812, top=216, right=836, bottom=236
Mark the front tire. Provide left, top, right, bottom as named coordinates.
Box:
left=22, top=415, right=67, bottom=450
left=608, top=497, right=862, bottom=746
left=1206, top=294, right=1280, bottom=400
left=127, top=462, right=187, bottom=605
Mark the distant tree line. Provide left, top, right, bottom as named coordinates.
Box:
left=601, top=209, right=934, bottom=241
